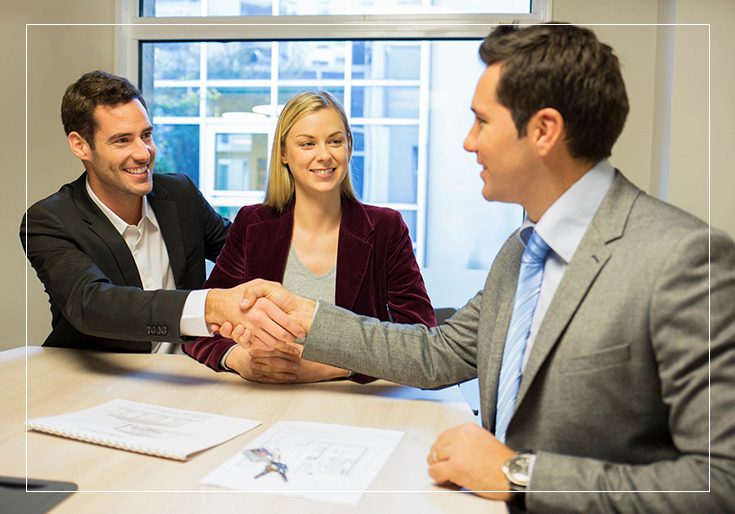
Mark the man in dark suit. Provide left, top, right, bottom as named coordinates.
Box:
left=21, top=71, right=303, bottom=353
left=224, top=24, right=735, bottom=512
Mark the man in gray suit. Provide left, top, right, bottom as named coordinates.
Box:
left=226, top=24, right=735, bottom=512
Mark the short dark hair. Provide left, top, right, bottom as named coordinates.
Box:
left=479, top=23, right=629, bottom=162
left=61, top=70, right=147, bottom=149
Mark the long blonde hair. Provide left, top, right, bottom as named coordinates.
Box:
left=263, top=90, right=357, bottom=212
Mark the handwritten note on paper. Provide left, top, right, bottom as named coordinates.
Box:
left=200, top=421, right=404, bottom=505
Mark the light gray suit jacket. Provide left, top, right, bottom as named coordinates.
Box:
left=303, top=173, right=735, bottom=513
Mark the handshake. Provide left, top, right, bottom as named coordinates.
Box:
left=203, top=279, right=344, bottom=383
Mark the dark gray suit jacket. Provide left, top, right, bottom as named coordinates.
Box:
left=302, top=173, right=735, bottom=512
left=21, top=173, right=231, bottom=352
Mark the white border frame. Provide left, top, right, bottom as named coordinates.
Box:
left=25, top=20, right=716, bottom=501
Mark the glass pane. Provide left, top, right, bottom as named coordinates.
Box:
left=150, top=42, right=200, bottom=80
left=398, top=209, right=417, bottom=243
left=216, top=205, right=242, bottom=220
left=153, top=124, right=200, bottom=183
left=206, top=88, right=270, bottom=117
left=207, top=42, right=271, bottom=79
left=277, top=86, right=344, bottom=107
left=214, top=133, right=269, bottom=191
left=150, top=87, right=199, bottom=117
left=355, top=125, right=418, bottom=203
left=352, top=42, right=421, bottom=80
left=142, top=0, right=200, bottom=16
left=208, top=0, right=272, bottom=16
left=350, top=154, right=364, bottom=199
left=141, top=0, right=532, bottom=16
left=352, top=87, right=419, bottom=118
left=279, top=42, right=346, bottom=80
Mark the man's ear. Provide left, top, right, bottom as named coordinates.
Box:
left=67, top=132, right=92, bottom=161
left=529, top=108, right=564, bottom=157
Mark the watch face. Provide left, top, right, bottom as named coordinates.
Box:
left=503, top=454, right=533, bottom=486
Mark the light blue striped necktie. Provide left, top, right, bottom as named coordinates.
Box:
left=494, top=229, right=550, bottom=443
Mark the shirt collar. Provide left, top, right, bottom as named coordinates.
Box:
left=85, top=177, right=159, bottom=234
left=519, top=159, right=615, bottom=263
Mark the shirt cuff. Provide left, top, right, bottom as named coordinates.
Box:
left=219, top=344, right=237, bottom=371
left=311, top=300, right=320, bottom=326
left=527, top=453, right=537, bottom=489
left=295, top=300, right=319, bottom=346
left=179, top=290, right=213, bottom=337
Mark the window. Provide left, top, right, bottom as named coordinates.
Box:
left=119, top=0, right=547, bottom=306
left=140, top=0, right=536, bottom=17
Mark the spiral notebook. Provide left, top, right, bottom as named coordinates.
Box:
left=27, top=399, right=260, bottom=461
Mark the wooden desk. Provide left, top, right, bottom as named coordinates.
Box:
left=0, top=347, right=506, bottom=514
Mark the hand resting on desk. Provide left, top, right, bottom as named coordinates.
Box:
left=224, top=342, right=350, bottom=384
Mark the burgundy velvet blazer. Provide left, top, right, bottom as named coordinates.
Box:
left=184, top=197, right=436, bottom=374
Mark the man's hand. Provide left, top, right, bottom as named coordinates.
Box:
left=205, top=282, right=305, bottom=348
left=427, top=423, right=516, bottom=501
left=213, top=279, right=316, bottom=349
left=239, top=279, right=317, bottom=333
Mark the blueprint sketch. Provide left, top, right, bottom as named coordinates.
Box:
left=200, top=421, right=404, bottom=505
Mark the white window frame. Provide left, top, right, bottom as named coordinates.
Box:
left=115, top=0, right=550, bottom=265
left=200, top=122, right=273, bottom=200
left=115, top=1, right=551, bottom=82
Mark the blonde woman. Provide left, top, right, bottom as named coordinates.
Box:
left=185, top=90, right=435, bottom=383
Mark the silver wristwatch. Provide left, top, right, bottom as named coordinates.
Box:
left=502, top=452, right=536, bottom=490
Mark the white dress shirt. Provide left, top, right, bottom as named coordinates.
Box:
left=85, top=180, right=211, bottom=352
left=519, top=159, right=615, bottom=370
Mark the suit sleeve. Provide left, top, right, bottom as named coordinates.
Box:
left=385, top=212, right=437, bottom=326
left=525, top=228, right=735, bottom=513
left=303, top=290, right=481, bottom=389
left=21, top=207, right=190, bottom=342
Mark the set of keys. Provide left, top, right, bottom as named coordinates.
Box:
left=243, top=447, right=289, bottom=482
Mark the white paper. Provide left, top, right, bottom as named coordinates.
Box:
left=27, top=399, right=260, bottom=460
left=200, top=421, right=404, bottom=505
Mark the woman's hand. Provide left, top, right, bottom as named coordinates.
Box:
left=225, top=344, right=349, bottom=384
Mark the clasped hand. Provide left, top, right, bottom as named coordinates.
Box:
left=205, top=279, right=313, bottom=348
left=207, top=279, right=338, bottom=383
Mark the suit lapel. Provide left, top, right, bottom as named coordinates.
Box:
left=335, top=199, right=373, bottom=311
left=514, top=173, right=641, bottom=410
left=245, top=208, right=292, bottom=282
left=70, top=174, right=143, bottom=288
left=148, top=180, right=187, bottom=287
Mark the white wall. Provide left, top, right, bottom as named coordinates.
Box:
left=554, top=0, right=734, bottom=236
left=672, top=0, right=735, bottom=236
left=5, top=0, right=734, bottom=350
left=4, top=1, right=116, bottom=350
